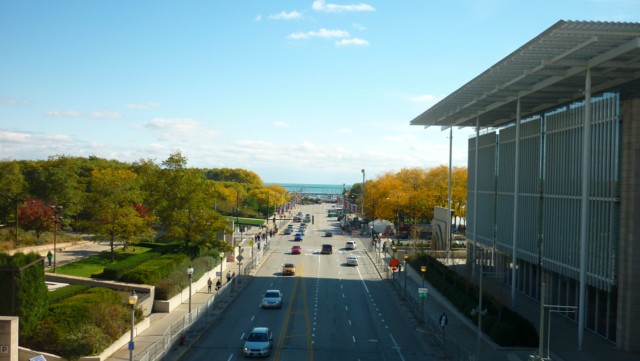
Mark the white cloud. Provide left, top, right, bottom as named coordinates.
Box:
left=126, top=102, right=160, bottom=110
left=44, top=110, right=82, bottom=117
left=90, top=110, right=123, bottom=119
left=254, top=15, right=262, bottom=21
left=142, top=118, right=219, bottom=143
left=336, top=128, right=352, bottom=133
left=269, top=11, right=302, bottom=20
left=1, top=98, right=30, bottom=106
left=0, top=130, right=74, bottom=144
left=312, top=0, right=375, bottom=13
left=410, top=94, right=438, bottom=104
left=335, top=37, right=369, bottom=46
left=383, top=133, right=417, bottom=142
left=274, top=121, right=288, bottom=127
left=288, top=28, right=350, bottom=40
left=352, top=23, right=365, bottom=30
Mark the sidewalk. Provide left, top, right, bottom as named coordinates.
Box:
left=363, top=237, right=639, bottom=361
left=104, top=231, right=273, bottom=361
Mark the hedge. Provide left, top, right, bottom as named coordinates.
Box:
left=94, top=251, right=161, bottom=280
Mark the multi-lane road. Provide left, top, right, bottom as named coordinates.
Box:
left=183, top=203, right=432, bottom=361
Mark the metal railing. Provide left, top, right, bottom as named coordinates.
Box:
left=369, top=246, right=474, bottom=361
left=134, top=242, right=271, bottom=361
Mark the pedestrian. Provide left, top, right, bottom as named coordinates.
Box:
left=207, top=277, right=212, bottom=293
left=216, top=279, right=221, bottom=290
left=46, top=250, right=53, bottom=267
left=226, top=271, right=232, bottom=283
left=232, top=271, right=236, bottom=278
left=439, top=312, right=448, bottom=331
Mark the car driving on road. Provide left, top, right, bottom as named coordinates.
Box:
left=243, top=327, right=273, bottom=357
left=291, top=245, right=301, bottom=254
left=261, top=290, right=283, bottom=309
left=345, top=240, right=356, bottom=250
left=294, top=233, right=303, bottom=241
left=282, top=263, right=296, bottom=275
left=321, top=244, right=333, bottom=254
left=346, top=255, right=358, bottom=266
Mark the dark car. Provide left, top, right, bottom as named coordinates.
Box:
left=325, top=231, right=333, bottom=237
left=294, top=233, right=303, bottom=241
left=321, top=244, right=333, bottom=254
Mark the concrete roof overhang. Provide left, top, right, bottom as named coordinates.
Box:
left=409, top=20, right=640, bottom=130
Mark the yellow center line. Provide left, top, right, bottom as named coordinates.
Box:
left=273, top=262, right=302, bottom=360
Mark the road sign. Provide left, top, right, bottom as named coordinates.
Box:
left=237, top=255, right=244, bottom=262
left=389, top=258, right=399, bottom=267
left=418, top=287, right=428, bottom=295
left=392, top=266, right=397, bottom=271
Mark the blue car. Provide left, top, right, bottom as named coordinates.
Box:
left=294, top=233, right=303, bottom=241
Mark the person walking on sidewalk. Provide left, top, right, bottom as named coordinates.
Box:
left=207, top=277, right=212, bottom=293
left=226, top=271, right=232, bottom=283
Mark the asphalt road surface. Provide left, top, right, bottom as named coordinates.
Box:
left=183, top=203, right=433, bottom=361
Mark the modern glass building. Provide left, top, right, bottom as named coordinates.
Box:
left=410, top=20, right=640, bottom=353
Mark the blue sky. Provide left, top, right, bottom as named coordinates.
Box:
left=1, top=1, right=639, bottom=185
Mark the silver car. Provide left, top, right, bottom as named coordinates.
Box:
left=261, top=290, right=283, bottom=309
left=243, top=327, right=273, bottom=357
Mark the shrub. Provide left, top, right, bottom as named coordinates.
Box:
left=48, top=285, right=92, bottom=304
left=95, top=251, right=161, bottom=280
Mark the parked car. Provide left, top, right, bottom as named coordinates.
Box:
left=243, top=327, right=273, bottom=357
left=345, top=240, right=356, bottom=250
left=325, top=231, right=333, bottom=237
left=294, top=233, right=303, bottom=241
left=321, top=244, right=333, bottom=254
left=346, top=255, right=358, bottom=266
left=291, top=245, right=301, bottom=254
left=282, top=263, right=296, bottom=275
left=261, top=290, right=283, bottom=309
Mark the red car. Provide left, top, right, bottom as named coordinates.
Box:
left=291, top=245, right=302, bottom=254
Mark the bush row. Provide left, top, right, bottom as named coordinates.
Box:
left=94, top=251, right=161, bottom=280
left=155, top=256, right=217, bottom=300
left=48, top=284, right=92, bottom=304
left=25, top=287, right=142, bottom=361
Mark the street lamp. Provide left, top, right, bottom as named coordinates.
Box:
left=421, top=265, right=427, bottom=317
left=128, top=290, right=138, bottom=361
left=403, top=253, right=409, bottom=298
left=187, top=265, right=194, bottom=314
left=361, top=169, right=365, bottom=218
left=50, top=205, right=63, bottom=273
left=370, top=225, right=375, bottom=250
left=219, top=252, right=225, bottom=286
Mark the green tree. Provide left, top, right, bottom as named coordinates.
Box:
left=86, top=169, right=155, bottom=262
left=0, top=161, right=27, bottom=231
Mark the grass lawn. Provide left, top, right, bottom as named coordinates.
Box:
left=52, top=246, right=152, bottom=278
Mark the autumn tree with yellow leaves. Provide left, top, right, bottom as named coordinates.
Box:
left=353, top=166, right=467, bottom=232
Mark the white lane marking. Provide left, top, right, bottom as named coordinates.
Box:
left=251, top=315, right=255, bottom=321
left=389, top=333, right=406, bottom=361
left=352, top=335, right=356, bottom=343
left=345, top=305, right=349, bottom=312
left=227, top=354, right=234, bottom=361
left=240, top=332, right=245, bottom=340
left=355, top=263, right=370, bottom=294
left=348, top=319, right=352, bottom=326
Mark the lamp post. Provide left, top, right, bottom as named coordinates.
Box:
left=421, top=265, right=427, bottom=317
left=50, top=205, right=63, bottom=273
left=128, top=291, right=138, bottom=361
left=391, top=245, right=397, bottom=279
left=403, top=254, right=409, bottom=298
left=187, top=265, right=194, bottom=314
left=219, top=252, right=225, bottom=285
left=361, top=169, right=365, bottom=218
left=370, top=225, right=375, bottom=250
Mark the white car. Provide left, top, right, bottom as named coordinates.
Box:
left=243, top=327, right=273, bottom=357
left=345, top=240, right=357, bottom=250
left=346, top=255, right=358, bottom=266
left=261, top=290, right=283, bottom=309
